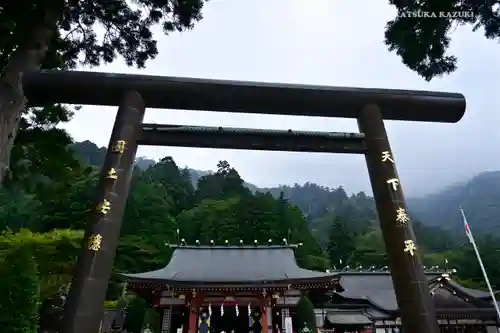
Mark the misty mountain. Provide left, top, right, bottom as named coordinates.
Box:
left=407, top=171, right=500, bottom=234
left=71, top=140, right=500, bottom=237
left=261, top=173, right=500, bottom=237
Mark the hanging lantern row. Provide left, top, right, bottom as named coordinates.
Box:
left=174, top=238, right=303, bottom=246
left=326, top=266, right=457, bottom=274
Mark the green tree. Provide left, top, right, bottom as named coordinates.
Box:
left=0, top=0, right=208, bottom=186
left=123, top=296, right=148, bottom=333
left=347, top=230, right=388, bottom=268
left=326, top=216, right=355, bottom=267
left=0, top=244, right=40, bottom=333
left=296, top=296, right=316, bottom=332
left=7, top=106, right=81, bottom=192
left=178, top=197, right=241, bottom=243
left=384, top=0, right=499, bottom=81
left=448, top=235, right=500, bottom=290
left=0, top=230, right=82, bottom=333
left=0, top=189, right=40, bottom=231
left=0, top=229, right=83, bottom=300
left=142, top=156, right=195, bottom=215
left=176, top=161, right=328, bottom=270
left=196, top=160, right=251, bottom=201
left=144, top=308, right=161, bottom=333
left=31, top=167, right=99, bottom=231
left=0, top=3, right=80, bottom=187
left=413, top=220, right=458, bottom=252
left=71, top=140, right=107, bottom=166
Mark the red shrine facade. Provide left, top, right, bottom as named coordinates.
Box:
left=122, top=244, right=340, bottom=333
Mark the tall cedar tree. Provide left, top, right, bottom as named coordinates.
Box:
left=0, top=244, right=40, bottom=333
left=0, top=0, right=207, bottom=186
left=123, top=296, right=148, bottom=333
left=295, top=296, right=317, bottom=331
left=326, top=216, right=355, bottom=267
left=385, top=0, right=500, bottom=81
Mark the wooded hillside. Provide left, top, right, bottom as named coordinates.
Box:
left=2, top=139, right=499, bottom=333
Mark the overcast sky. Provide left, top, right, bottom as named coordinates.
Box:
left=60, top=0, right=500, bottom=197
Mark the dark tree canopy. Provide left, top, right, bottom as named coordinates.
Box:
left=385, top=0, right=500, bottom=80
left=296, top=296, right=317, bottom=331
left=0, top=0, right=207, bottom=187
left=326, top=216, right=355, bottom=267
left=0, top=0, right=207, bottom=70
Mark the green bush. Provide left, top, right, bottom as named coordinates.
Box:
left=296, top=295, right=316, bottom=332
left=144, top=308, right=161, bottom=333
left=0, top=245, right=41, bottom=333
left=123, top=296, right=148, bottom=333
left=0, top=229, right=83, bottom=300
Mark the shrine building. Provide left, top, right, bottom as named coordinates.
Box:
left=122, top=243, right=340, bottom=333
left=314, top=270, right=500, bottom=333
left=122, top=243, right=500, bottom=333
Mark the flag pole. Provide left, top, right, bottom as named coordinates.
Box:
left=460, top=207, right=500, bottom=323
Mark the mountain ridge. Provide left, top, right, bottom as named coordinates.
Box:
left=71, top=140, right=500, bottom=236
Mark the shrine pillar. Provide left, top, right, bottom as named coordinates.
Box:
left=61, top=91, right=145, bottom=333
left=261, top=309, right=268, bottom=333
left=358, top=104, right=439, bottom=333
left=188, top=293, right=202, bottom=333
left=261, top=295, right=269, bottom=333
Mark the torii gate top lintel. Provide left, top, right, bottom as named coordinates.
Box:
left=23, top=70, right=465, bottom=123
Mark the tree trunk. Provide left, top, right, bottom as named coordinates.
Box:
left=0, top=10, right=60, bottom=186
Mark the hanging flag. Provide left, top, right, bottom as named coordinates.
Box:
left=248, top=303, right=251, bottom=316
left=208, top=303, right=212, bottom=317
left=460, top=207, right=500, bottom=323
left=221, top=303, right=224, bottom=316
left=236, top=304, right=239, bottom=316
left=462, top=209, right=474, bottom=243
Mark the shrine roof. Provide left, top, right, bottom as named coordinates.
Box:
left=121, top=245, right=339, bottom=286
left=325, top=310, right=373, bottom=325
left=331, top=271, right=495, bottom=312
left=444, top=279, right=496, bottom=299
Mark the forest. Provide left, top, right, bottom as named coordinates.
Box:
left=1, top=139, right=500, bottom=333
